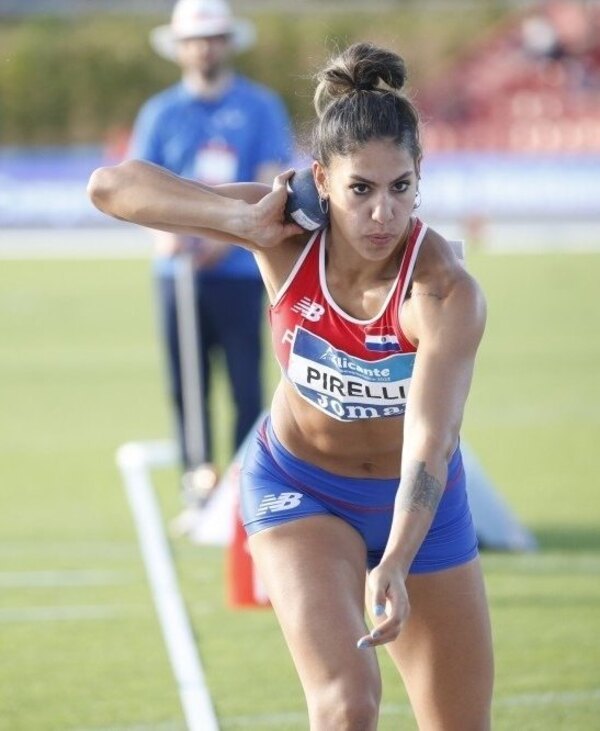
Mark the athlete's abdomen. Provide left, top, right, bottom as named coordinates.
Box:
left=270, top=381, right=405, bottom=479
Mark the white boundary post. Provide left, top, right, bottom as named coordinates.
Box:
left=116, top=440, right=219, bottom=731
left=174, top=253, right=207, bottom=468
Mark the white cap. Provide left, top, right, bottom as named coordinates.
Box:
left=150, top=0, right=256, bottom=61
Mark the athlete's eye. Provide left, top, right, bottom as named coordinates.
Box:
left=393, top=180, right=411, bottom=193
left=350, top=183, right=370, bottom=195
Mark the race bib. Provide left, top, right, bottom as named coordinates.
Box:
left=287, top=328, right=414, bottom=422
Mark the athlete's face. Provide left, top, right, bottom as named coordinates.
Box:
left=176, top=34, right=233, bottom=80
left=315, top=139, right=419, bottom=262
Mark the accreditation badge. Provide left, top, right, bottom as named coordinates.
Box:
left=194, top=141, right=238, bottom=185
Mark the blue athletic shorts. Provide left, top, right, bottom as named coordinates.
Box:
left=240, top=417, right=478, bottom=573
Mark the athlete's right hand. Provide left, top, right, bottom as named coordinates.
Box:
left=246, top=170, right=304, bottom=248
left=357, top=559, right=411, bottom=649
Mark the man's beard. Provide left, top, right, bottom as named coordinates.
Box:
left=200, top=59, right=227, bottom=82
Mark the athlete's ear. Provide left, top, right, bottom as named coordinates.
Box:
left=312, top=160, right=328, bottom=199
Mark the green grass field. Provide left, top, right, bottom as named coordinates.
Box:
left=1, top=249, right=599, bottom=730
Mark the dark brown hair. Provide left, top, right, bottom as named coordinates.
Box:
left=312, top=42, right=422, bottom=171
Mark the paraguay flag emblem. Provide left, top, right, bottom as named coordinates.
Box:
left=364, top=327, right=401, bottom=352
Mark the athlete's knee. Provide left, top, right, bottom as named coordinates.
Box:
left=308, top=679, right=381, bottom=731
left=310, top=696, right=380, bottom=730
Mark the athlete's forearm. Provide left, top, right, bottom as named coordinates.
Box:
left=381, top=452, right=447, bottom=576
left=87, top=160, right=252, bottom=239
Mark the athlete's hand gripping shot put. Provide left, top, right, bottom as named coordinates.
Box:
left=89, top=42, right=494, bottom=731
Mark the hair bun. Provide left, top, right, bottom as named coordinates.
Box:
left=310, top=42, right=421, bottom=169
left=314, top=42, right=407, bottom=117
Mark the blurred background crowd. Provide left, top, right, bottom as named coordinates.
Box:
left=1, top=0, right=599, bottom=238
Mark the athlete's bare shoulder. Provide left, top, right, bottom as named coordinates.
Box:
left=411, top=226, right=466, bottom=296
left=402, top=226, right=485, bottom=345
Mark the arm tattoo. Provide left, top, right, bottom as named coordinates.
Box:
left=397, top=461, right=443, bottom=514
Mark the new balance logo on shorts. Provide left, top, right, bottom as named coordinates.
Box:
left=256, top=491, right=303, bottom=517
left=291, top=297, right=325, bottom=322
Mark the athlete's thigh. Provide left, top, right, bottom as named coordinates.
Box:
left=382, top=559, right=493, bottom=731
left=249, top=515, right=381, bottom=695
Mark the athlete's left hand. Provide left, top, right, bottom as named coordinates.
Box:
left=357, top=560, right=410, bottom=648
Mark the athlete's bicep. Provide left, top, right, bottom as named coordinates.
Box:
left=404, top=339, right=477, bottom=455
left=403, top=276, right=486, bottom=457
left=89, top=162, right=273, bottom=247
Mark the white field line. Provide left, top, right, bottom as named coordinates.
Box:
left=0, top=605, right=133, bottom=623
left=0, top=540, right=141, bottom=559
left=2, top=543, right=597, bottom=570
left=495, top=688, right=600, bottom=708
left=219, top=689, right=600, bottom=728
left=117, top=440, right=220, bottom=731
left=0, top=569, right=134, bottom=587
left=63, top=688, right=600, bottom=731
left=71, top=723, right=185, bottom=731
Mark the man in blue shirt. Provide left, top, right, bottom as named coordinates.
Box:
left=129, top=0, right=293, bottom=531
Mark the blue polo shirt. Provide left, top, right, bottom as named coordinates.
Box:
left=130, top=75, right=293, bottom=279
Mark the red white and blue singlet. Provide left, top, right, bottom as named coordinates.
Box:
left=269, top=218, right=427, bottom=422
left=243, top=218, right=478, bottom=571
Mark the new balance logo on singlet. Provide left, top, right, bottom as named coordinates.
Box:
left=291, top=297, right=325, bottom=322
left=256, top=492, right=303, bottom=517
